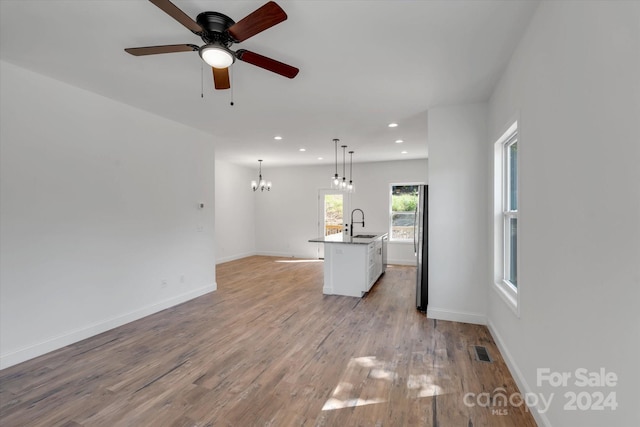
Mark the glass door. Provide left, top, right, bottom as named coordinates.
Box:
left=317, top=190, right=349, bottom=258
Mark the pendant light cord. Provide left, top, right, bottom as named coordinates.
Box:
left=341, top=145, right=347, bottom=179
left=334, top=139, right=338, bottom=175
left=349, top=151, right=354, bottom=180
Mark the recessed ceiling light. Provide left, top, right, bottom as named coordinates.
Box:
left=395, top=139, right=404, bottom=144
left=299, top=148, right=306, bottom=152
left=401, top=150, right=408, bottom=154
left=274, top=136, right=282, bottom=140
left=317, top=157, right=323, bottom=160
left=388, top=123, right=398, bottom=128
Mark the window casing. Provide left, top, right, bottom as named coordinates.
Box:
left=494, top=121, right=519, bottom=314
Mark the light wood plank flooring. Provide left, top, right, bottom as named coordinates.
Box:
left=0, top=256, right=537, bottom=426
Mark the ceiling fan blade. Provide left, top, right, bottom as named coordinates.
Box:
left=236, top=49, right=299, bottom=79
left=149, top=0, right=203, bottom=34
left=227, top=1, right=287, bottom=42
left=212, top=67, right=231, bottom=90
left=125, top=44, right=199, bottom=56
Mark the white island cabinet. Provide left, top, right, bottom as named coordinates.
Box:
left=309, top=232, right=388, bottom=297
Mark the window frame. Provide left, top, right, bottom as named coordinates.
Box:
left=493, top=121, right=520, bottom=315
left=388, top=183, right=422, bottom=243
left=503, top=134, right=518, bottom=288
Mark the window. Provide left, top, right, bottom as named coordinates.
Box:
left=390, top=184, right=419, bottom=241
left=504, top=136, right=518, bottom=287
left=494, top=121, right=519, bottom=313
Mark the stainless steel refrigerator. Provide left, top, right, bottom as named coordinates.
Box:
left=415, top=185, right=428, bottom=311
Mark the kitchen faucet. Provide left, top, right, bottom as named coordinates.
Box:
left=350, top=209, right=365, bottom=237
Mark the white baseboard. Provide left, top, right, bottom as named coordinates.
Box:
left=487, top=320, right=552, bottom=427
left=426, top=306, right=487, bottom=325
left=387, top=258, right=417, bottom=266
left=0, top=283, right=216, bottom=370
left=217, top=252, right=312, bottom=264
left=255, top=251, right=315, bottom=259
left=216, top=252, right=256, bottom=264
left=221, top=252, right=417, bottom=266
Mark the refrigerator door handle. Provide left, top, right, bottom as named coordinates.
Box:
left=413, top=208, right=418, bottom=255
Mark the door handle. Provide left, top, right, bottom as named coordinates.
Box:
left=413, top=208, right=418, bottom=254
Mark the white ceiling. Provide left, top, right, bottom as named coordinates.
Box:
left=0, top=0, right=538, bottom=168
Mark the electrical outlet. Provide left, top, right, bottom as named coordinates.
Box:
left=180, top=275, right=185, bottom=284
left=161, top=279, right=168, bottom=288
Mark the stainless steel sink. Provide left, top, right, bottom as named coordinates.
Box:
left=354, top=234, right=377, bottom=238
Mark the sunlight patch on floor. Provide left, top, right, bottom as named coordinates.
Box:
left=322, top=397, right=387, bottom=410
left=322, top=355, right=445, bottom=411
left=274, top=259, right=324, bottom=263
left=407, top=374, right=445, bottom=397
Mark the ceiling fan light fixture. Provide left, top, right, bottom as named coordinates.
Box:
left=199, top=43, right=235, bottom=68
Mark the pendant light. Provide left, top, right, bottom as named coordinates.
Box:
left=331, top=139, right=340, bottom=189
left=347, top=150, right=355, bottom=193
left=251, top=159, right=271, bottom=192
left=340, top=145, right=348, bottom=190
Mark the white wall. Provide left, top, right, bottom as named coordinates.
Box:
left=427, top=104, right=490, bottom=325
left=0, top=61, right=217, bottom=369
left=253, top=159, right=427, bottom=264
left=488, top=2, right=640, bottom=426
left=214, top=160, right=256, bottom=263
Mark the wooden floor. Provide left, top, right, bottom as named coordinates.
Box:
left=0, top=256, right=537, bottom=426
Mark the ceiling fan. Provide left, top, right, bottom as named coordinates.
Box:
left=125, top=0, right=299, bottom=90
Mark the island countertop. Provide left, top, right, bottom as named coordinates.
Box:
left=308, top=232, right=388, bottom=245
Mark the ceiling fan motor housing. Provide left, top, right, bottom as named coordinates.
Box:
left=196, top=12, right=236, bottom=46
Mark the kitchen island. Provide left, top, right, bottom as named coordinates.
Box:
left=309, top=232, right=388, bottom=297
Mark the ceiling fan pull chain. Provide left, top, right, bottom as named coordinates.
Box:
left=230, top=67, right=234, bottom=106
left=200, top=61, right=204, bottom=98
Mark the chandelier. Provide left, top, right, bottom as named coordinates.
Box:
left=251, top=159, right=271, bottom=192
